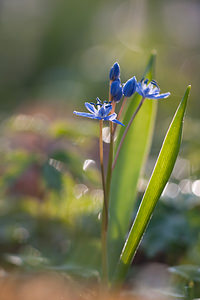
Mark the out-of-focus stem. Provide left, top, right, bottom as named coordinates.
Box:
left=106, top=121, right=114, bottom=201
left=111, top=101, right=116, bottom=114
left=99, top=120, right=108, bottom=283
left=112, top=97, right=145, bottom=170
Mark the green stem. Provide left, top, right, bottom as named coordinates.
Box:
left=99, top=120, right=108, bottom=283
left=112, top=97, right=145, bottom=170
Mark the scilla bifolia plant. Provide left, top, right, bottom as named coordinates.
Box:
left=73, top=52, right=191, bottom=287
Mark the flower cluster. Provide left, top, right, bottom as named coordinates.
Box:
left=109, top=62, right=137, bottom=102
left=109, top=62, right=170, bottom=102
left=73, top=61, right=170, bottom=124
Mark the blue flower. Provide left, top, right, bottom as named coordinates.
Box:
left=136, top=79, right=170, bottom=99
left=110, top=80, right=123, bottom=102
left=73, top=98, right=124, bottom=126
left=109, top=62, right=120, bottom=81
left=123, top=76, right=137, bottom=97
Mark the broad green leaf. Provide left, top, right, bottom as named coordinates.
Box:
left=113, top=85, right=191, bottom=283
left=108, top=52, right=157, bottom=275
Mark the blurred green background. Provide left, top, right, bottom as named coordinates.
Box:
left=0, top=0, right=200, bottom=296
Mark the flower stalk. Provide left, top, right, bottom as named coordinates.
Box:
left=99, top=119, right=108, bottom=283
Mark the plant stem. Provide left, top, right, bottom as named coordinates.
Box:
left=112, top=97, right=145, bottom=170
left=106, top=121, right=114, bottom=201
left=99, top=120, right=108, bottom=283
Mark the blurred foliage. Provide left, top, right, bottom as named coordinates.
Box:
left=0, top=113, right=103, bottom=281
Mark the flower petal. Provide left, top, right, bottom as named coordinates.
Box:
left=98, top=106, right=106, bottom=118
left=136, top=82, right=145, bottom=97
left=85, top=102, right=97, bottom=114
left=147, top=92, right=170, bottom=99
left=73, top=111, right=96, bottom=118
left=112, top=119, right=125, bottom=126
left=104, top=105, right=112, bottom=116
left=104, top=113, right=117, bottom=121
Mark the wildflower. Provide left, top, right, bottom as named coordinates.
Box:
left=109, top=62, right=120, bottom=81
left=136, top=79, right=170, bottom=99
left=123, top=76, right=137, bottom=97
left=110, top=80, right=123, bottom=102
left=73, top=98, right=124, bottom=126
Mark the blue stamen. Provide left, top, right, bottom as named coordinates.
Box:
left=96, top=97, right=101, bottom=103
left=151, top=80, right=159, bottom=88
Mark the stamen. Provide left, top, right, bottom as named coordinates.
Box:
left=144, top=79, right=148, bottom=84
left=151, top=79, right=157, bottom=84
left=151, top=80, right=159, bottom=88
left=96, top=97, right=101, bottom=103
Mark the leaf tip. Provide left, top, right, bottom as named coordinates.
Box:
left=184, top=85, right=191, bottom=101
left=177, top=85, right=191, bottom=120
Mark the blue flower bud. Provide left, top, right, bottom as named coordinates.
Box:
left=123, top=76, right=137, bottom=97
left=110, top=80, right=123, bottom=102
left=109, top=62, right=120, bottom=81
left=113, top=86, right=123, bottom=102
left=110, top=80, right=120, bottom=95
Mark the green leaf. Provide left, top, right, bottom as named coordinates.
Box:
left=108, top=52, right=157, bottom=275
left=169, top=265, right=200, bottom=283
left=113, top=85, right=191, bottom=283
